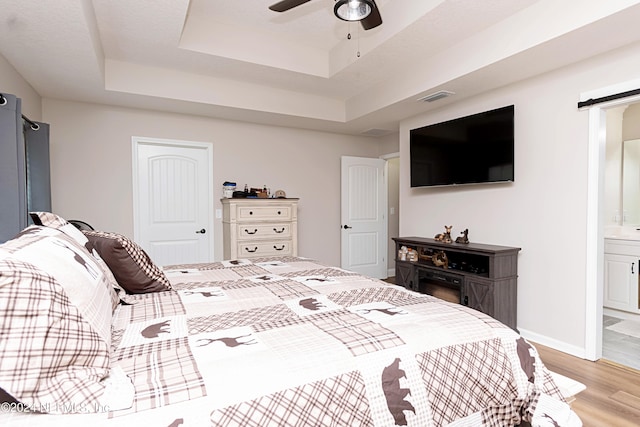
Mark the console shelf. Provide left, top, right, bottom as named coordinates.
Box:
left=393, top=236, right=520, bottom=330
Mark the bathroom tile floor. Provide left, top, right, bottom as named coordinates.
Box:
left=603, top=315, right=640, bottom=371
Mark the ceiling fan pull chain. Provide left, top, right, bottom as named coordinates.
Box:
left=344, top=22, right=361, bottom=58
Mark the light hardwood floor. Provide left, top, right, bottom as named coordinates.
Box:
left=534, top=342, right=640, bottom=427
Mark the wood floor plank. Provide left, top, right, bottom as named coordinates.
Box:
left=534, top=342, right=640, bottom=427
left=610, top=391, right=640, bottom=411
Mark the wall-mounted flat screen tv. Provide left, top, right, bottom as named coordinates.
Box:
left=410, top=105, right=514, bottom=188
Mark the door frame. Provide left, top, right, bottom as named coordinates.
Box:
left=132, top=136, right=214, bottom=262
left=583, top=79, right=640, bottom=361
left=382, top=152, right=400, bottom=278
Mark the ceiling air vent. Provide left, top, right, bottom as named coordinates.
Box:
left=361, top=128, right=394, bottom=137
left=417, top=90, right=455, bottom=103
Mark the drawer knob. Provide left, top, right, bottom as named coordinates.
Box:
left=245, top=247, right=258, bottom=253
left=273, top=227, right=285, bottom=233
left=249, top=211, right=253, bottom=215
left=244, top=229, right=258, bottom=235
left=274, top=245, right=285, bottom=251
left=278, top=211, right=282, bottom=215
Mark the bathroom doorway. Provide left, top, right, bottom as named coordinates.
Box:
left=601, top=100, right=640, bottom=370
left=582, top=79, right=640, bottom=365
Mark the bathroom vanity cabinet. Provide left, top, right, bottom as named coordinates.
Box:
left=604, top=238, right=640, bottom=314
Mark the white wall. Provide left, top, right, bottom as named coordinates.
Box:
left=41, top=99, right=385, bottom=266
left=623, top=103, right=640, bottom=140
left=0, top=54, right=41, bottom=120
left=399, top=41, right=640, bottom=354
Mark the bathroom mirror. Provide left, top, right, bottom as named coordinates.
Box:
left=623, top=138, right=640, bottom=226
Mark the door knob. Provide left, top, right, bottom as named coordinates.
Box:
left=196, top=228, right=206, bottom=234
left=343, top=225, right=352, bottom=229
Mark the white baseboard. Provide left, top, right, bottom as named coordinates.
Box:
left=604, top=307, right=640, bottom=321
left=518, top=328, right=588, bottom=360
left=387, top=267, right=395, bottom=278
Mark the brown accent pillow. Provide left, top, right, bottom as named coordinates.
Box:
left=82, top=230, right=172, bottom=294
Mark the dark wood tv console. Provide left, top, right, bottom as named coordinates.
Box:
left=393, top=237, right=520, bottom=330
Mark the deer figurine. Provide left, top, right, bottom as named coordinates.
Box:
left=434, top=225, right=453, bottom=243
left=455, top=228, right=469, bottom=244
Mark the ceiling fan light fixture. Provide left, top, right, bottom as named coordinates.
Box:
left=334, top=0, right=373, bottom=22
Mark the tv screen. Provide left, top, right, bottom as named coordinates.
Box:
left=410, top=105, right=514, bottom=188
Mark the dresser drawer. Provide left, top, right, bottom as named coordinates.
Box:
left=237, top=240, right=293, bottom=257
left=237, top=205, right=292, bottom=221
left=237, top=223, right=292, bottom=240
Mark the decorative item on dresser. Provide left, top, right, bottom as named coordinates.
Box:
left=221, top=198, right=298, bottom=259
left=393, top=236, right=521, bottom=330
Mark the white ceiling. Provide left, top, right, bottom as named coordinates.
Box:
left=2, top=0, right=640, bottom=136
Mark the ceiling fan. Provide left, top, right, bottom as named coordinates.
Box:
left=269, top=0, right=383, bottom=30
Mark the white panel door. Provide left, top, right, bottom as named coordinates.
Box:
left=341, top=156, right=387, bottom=278
left=133, top=138, right=213, bottom=266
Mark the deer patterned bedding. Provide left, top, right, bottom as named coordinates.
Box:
left=1, top=247, right=582, bottom=426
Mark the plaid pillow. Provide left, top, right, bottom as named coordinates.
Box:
left=0, top=232, right=111, bottom=413
left=2, top=226, right=113, bottom=344
left=29, top=212, right=121, bottom=311
left=83, top=230, right=172, bottom=294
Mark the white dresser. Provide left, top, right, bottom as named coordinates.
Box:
left=221, top=198, right=298, bottom=259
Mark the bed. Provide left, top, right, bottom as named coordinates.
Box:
left=0, top=213, right=582, bottom=426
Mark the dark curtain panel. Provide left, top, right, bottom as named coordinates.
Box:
left=0, top=93, right=27, bottom=242
left=0, top=92, right=51, bottom=242
left=25, top=121, right=51, bottom=215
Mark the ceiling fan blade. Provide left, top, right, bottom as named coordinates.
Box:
left=360, top=0, right=382, bottom=30
left=269, top=0, right=313, bottom=12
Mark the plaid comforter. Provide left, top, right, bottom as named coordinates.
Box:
left=3, top=256, right=581, bottom=426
